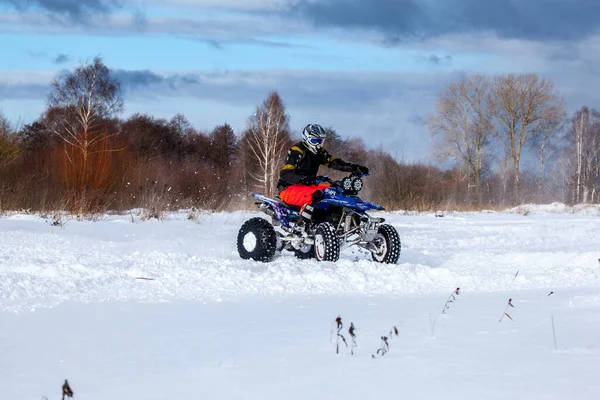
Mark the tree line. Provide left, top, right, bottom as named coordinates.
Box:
left=427, top=73, right=600, bottom=206
left=0, top=57, right=599, bottom=216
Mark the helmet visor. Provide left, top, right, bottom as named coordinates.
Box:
left=308, top=137, right=324, bottom=146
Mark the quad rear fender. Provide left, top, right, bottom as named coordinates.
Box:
left=252, top=193, right=296, bottom=228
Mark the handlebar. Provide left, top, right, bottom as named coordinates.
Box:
left=313, top=172, right=369, bottom=187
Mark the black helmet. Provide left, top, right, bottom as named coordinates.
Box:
left=302, top=124, right=326, bottom=154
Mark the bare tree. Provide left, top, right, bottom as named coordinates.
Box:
left=529, top=118, right=566, bottom=200
left=46, top=55, right=124, bottom=211
left=169, top=113, right=195, bottom=137
left=532, top=130, right=556, bottom=191
left=120, top=113, right=184, bottom=161
left=243, top=91, right=292, bottom=197
left=427, top=74, right=492, bottom=204
left=322, top=127, right=347, bottom=155
left=584, top=126, right=600, bottom=203
left=571, top=107, right=588, bottom=203
left=210, top=123, right=238, bottom=170
left=47, top=56, right=123, bottom=149
left=0, top=110, right=20, bottom=167
left=0, top=110, right=11, bottom=135
left=569, top=106, right=600, bottom=203
left=489, top=73, right=565, bottom=202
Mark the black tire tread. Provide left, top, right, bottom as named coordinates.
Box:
left=315, top=222, right=340, bottom=262
left=237, top=217, right=277, bottom=262
left=372, top=224, right=401, bottom=264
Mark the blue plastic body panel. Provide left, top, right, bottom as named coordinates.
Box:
left=251, top=174, right=384, bottom=227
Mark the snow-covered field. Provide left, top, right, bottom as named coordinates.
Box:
left=1, top=206, right=599, bottom=399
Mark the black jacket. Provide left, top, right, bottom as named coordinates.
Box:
left=277, top=141, right=354, bottom=192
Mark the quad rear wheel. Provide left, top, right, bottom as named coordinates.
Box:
left=314, top=222, right=340, bottom=262
left=371, top=224, right=401, bottom=264
left=237, top=217, right=278, bottom=262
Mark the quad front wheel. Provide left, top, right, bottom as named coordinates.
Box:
left=237, top=217, right=278, bottom=262
left=371, top=224, right=401, bottom=264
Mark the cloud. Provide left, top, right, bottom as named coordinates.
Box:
left=25, top=51, right=71, bottom=64
left=417, top=54, right=452, bottom=66
left=109, top=69, right=201, bottom=93
left=5, top=0, right=600, bottom=52
left=0, top=10, right=309, bottom=49
left=53, top=54, right=70, bottom=64
left=132, top=11, right=147, bottom=30
left=101, top=69, right=457, bottom=113
left=288, top=0, right=600, bottom=42
left=3, top=57, right=600, bottom=162
left=0, top=82, right=49, bottom=100
left=0, top=67, right=454, bottom=159
left=0, top=0, right=126, bottom=20
left=0, top=71, right=55, bottom=101
left=107, top=68, right=458, bottom=159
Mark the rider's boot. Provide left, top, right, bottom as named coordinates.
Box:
left=300, top=203, right=314, bottom=221
left=296, top=190, right=324, bottom=234
left=296, top=203, right=314, bottom=235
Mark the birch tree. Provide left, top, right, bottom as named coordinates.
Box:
left=571, top=107, right=589, bottom=203
left=584, top=125, right=600, bottom=203
left=569, top=106, right=600, bottom=203
left=489, top=73, right=565, bottom=202
left=427, top=74, right=492, bottom=203
left=529, top=118, right=565, bottom=197
left=243, top=91, right=291, bottom=197
left=47, top=56, right=123, bottom=150
left=45, top=55, right=124, bottom=210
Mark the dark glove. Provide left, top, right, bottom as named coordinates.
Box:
left=299, top=176, right=316, bottom=185
left=351, top=164, right=369, bottom=175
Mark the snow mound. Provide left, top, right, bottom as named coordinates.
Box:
left=507, top=202, right=600, bottom=216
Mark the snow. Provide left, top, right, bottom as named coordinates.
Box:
left=1, top=206, right=599, bottom=399
left=506, top=202, right=600, bottom=216
left=1, top=208, right=599, bottom=312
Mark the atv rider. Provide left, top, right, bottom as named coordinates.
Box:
left=277, top=123, right=369, bottom=224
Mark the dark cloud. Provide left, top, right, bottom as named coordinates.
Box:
left=418, top=54, right=452, bottom=66
left=25, top=51, right=70, bottom=64
left=200, top=39, right=223, bottom=50
left=288, top=0, right=600, bottom=42
left=1, top=0, right=123, bottom=16
left=53, top=54, right=70, bottom=64
left=122, top=69, right=454, bottom=112
left=180, top=34, right=315, bottom=50
left=0, top=10, right=308, bottom=49
left=0, top=0, right=137, bottom=24
left=109, top=70, right=201, bottom=93
left=0, top=81, right=50, bottom=100
left=91, top=68, right=440, bottom=113
left=0, top=69, right=201, bottom=102
left=132, top=11, right=147, bottom=31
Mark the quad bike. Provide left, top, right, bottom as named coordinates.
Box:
left=236, top=173, right=401, bottom=263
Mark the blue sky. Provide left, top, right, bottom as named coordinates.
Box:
left=1, top=0, right=600, bottom=161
